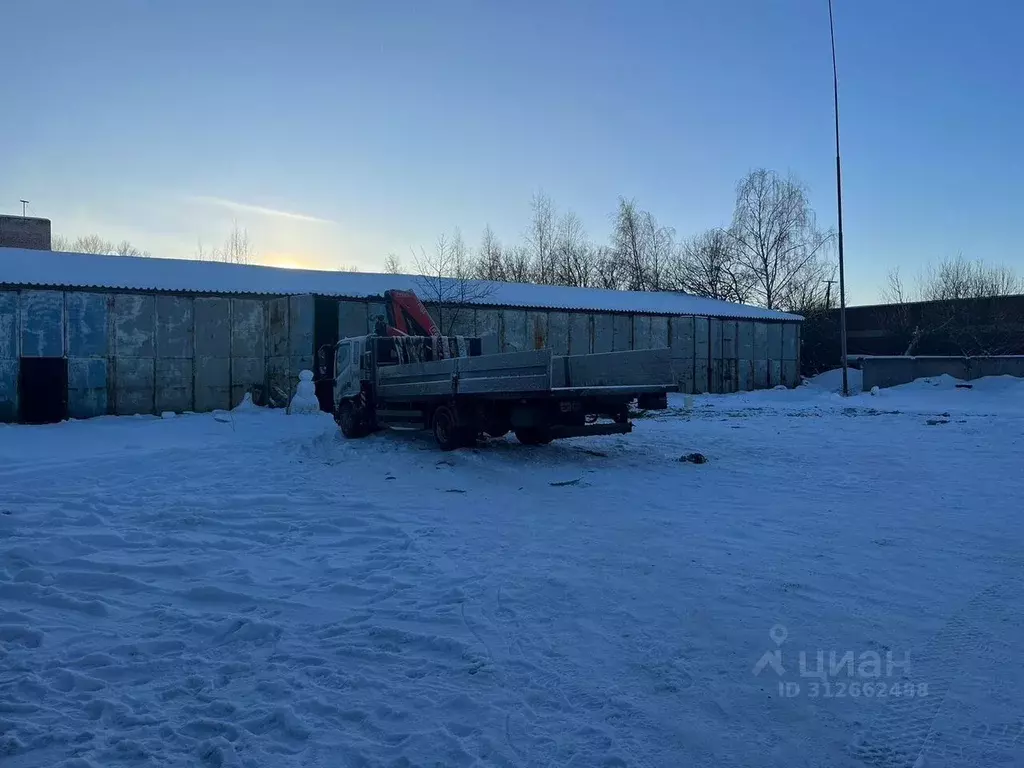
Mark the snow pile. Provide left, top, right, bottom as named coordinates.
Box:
left=232, top=392, right=259, bottom=412
left=802, top=365, right=864, bottom=393
left=1, top=386, right=1022, bottom=765
left=287, top=370, right=320, bottom=415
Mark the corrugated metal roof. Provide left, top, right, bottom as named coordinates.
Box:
left=0, top=247, right=801, bottom=321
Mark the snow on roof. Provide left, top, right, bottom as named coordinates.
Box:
left=0, top=247, right=801, bottom=321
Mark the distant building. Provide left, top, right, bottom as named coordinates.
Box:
left=0, top=215, right=51, bottom=250
left=0, top=247, right=802, bottom=423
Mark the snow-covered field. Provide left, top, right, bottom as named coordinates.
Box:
left=2, top=374, right=1023, bottom=767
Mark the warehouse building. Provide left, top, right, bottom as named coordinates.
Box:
left=0, top=246, right=801, bottom=423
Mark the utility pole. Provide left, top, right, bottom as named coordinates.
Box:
left=20, top=200, right=29, bottom=217
left=823, top=278, right=837, bottom=310
left=828, top=0, right=850, bottom=396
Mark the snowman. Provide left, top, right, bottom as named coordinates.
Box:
left=288, top=370, right=321, bottom=415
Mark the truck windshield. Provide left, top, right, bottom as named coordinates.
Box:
left=336, top=343, right=351, bottom=372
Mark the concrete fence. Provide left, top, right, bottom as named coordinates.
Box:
left=858, top=355, right=1024, bottom=391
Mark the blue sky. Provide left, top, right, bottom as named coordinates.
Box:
left=2, top=0, right=1021, bottom=303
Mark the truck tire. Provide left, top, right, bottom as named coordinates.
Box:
left=431, top=405, right=461, bottom=451
left=515, top=428, right=552, bottom=446
left=337, top=401, right=367, bottom=439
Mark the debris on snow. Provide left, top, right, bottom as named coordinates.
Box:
left=160, top=411, right=176, bottom=419
left=678, top=452, right=708, bottom=464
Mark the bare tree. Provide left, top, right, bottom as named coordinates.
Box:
left=878, top=256, right=1023, bottom=355
left=499, top=244, right=533, bottom=284
left=474, top=225, right=505, bottom=281
left=612, top=197, right=648, bottom=291
left=729, top=169, right=833, bottom=309
left=214, top=222, right=255, bottom=264
left=526, top=191, right=557, bottom=284
left=641, top=211, right=674, bottom=291
left=594, top=245, right=625, bottom=290
left=383, top=253, right=403, bottom=275
left=413, top=229, right=494, bottom=335
left=553, top=211, right=597, bottom=287
left=919, top=253, right=1023, bottom=301
left=676, top=228, right=750, bottom=302
left=52, top=233, right=151, bottom=257
left=879, top=267, right=925, bottom=355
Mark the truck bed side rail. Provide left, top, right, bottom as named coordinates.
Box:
left=376, top=349, right=554, bottom=399
left=551, top=348, right=673, bottom=389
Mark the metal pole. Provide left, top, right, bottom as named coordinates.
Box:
left=828, top=0, right=850, bottom=396
left=20, top=199, right=29, bottom=217
left=824, top=279, right=836, bottom=310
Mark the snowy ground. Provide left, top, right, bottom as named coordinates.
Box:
left=2, top=374, right=1023, bottom=768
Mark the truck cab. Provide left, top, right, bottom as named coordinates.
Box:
left=332, top=335, right=368, bottom=408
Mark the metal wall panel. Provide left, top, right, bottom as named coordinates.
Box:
left=20, top=290, right=64, bottom=357
left=231, top=299, right=266, bottom=359
left=195, top=298, right=231, bottom=358
left=269, top=297, right=290, bottom=357
left=753, top=359, right=769, bottom=389
left=568, top=313, right=591, bottom=354
left=0, top=359, right=17, bottom=421
left=154, top=296, right=193, bottom=359
left=113, top=294, right=155, bottom=357
left=0, top=291, right=18, bottom=360
left=446, top=306, right=476, bottom=337
left=767, top=323, right=784, bottom=364
left=632, top=315, right=652, bottom=350
left=476, top=308, right=501, bottom=340
left=710, top=359, right=723, bottom=394
left=68, top=357, right=108, bottom=419
left=336, top=299, right=365, bottom=340
left=738, top=359, right=754, bottom=391
left=669, top=316, right=695, bottom=394
left=527, top=311, right=548, bottom=350
left=737, top=321, right=754, bottom=361
left=753, top=322, right=768, bottom=362
left=592, top=314, right=613, bottom=353
left=694, top=317, right=710, bottom=393
left=782, top=360, right=799, bottom=388
left=288, top=295, right=314, bottom=360
left=67, top=292, right=109, bottom=358
left=502, top=310, right=528, bottom=352
left=114, top=357, right=155, bottom=415
left=709, top=318, right=723, bottom=362
left=366, top=301, right=386, bottom=334
left=650, top=316, right=669, bottom=349
left=722, top=320, right=737, bottom=360
left=231, top=357, right=266, bottom=408
left=546, top=312, right=569, bottom=354
left=782, top=322, right=799, bottom=361
left=155, top=358, right=192, bottom=413
left=195, top=356, right=230, bottom=411
left=612, top=314, right=632, bottom=351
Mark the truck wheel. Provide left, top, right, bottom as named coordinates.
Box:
left=515, top=428, right=552, bottom=446
left=337, top=401, right=365, bottom=439
left=432, top=405, right=461, bottom=451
